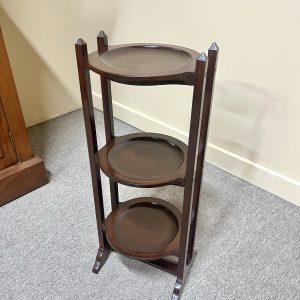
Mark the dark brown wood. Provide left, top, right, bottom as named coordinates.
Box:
left=110, top=247, right=179, bottom=276
left=171, top=252, right=196, bottom=300
left=75, top=31, right=219, bottom=299
left=92, top=247, right=110, bottom=274
left=0, top=156, right=48, bottom=206
left=98, top=132, right=187, bottom=187
left=174, top=53, right=208, bottom=299
left=97, top=31, right=119, bottom=209
left=0, top=97, right=18, bottom=170
left=97, top=30, right=108, bottom=55
left=187, top=43, right=219, bottom=259
left=88, top=43, right=199, bottom=85
left=105, top=197, right=181, bottom=260
left=0, top=26, right=32, bottom=161
left=75, top=38, right=110, bottom=273
left=143, top=258, right=178, bottom=276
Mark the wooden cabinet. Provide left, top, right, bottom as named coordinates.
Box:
left=0, top=26, right=48, bottom=206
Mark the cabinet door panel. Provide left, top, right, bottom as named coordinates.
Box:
left=0, top=96, right=18, bottom=170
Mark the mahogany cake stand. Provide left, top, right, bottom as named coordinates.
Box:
left=75, top=31, right=219, bottom=300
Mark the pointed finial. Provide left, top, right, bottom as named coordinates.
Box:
left=209, top=42, right=218, bottom=51
left=197, top=52, right=207, bottom=61
left=76, top=38, right=87, bottom=46
left=97, top=30, right=108, bottom=54
left=75, top=38, right=88, bottom=63
left=98, top=30, right=107, bottom=39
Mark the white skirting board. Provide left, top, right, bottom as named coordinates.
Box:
left=92, top=92, right=300, bottom=207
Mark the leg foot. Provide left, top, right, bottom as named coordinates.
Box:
left=171, top=252, right=196, bottom=299
left=172, top=278, right=183, bottom=300
left=92, top=247, right=110, bottom=274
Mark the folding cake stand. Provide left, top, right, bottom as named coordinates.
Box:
left=75, top=31, right=218, bottom=299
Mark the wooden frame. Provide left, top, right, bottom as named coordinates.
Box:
left=0, top=26, right=48, bottom=206
left=75, top=31, right=218, bottom=299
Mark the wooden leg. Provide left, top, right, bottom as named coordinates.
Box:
left=171, top=251, right=196, bottom=299
left=93, top=247, right=110, bottom=274
left=172, top=278, right=183, bottom=300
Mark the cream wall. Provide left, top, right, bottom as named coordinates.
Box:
left=0, top=0, right=118, bottom=126
left=0, top=0, right=299, bottom=205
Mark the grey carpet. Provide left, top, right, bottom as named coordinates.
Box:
left=1, top=109, right=299, bottom=300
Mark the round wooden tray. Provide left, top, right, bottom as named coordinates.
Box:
left=98, top=133, right=187, bottom=187
left=88, top=43, right=199, bottom=85
left=105, top=197, right=181, bottom=260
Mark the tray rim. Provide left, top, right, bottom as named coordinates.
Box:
left=105, top=197, right=182, bottom=260
left=87, top=43, right=200, bottom=85
left=98, top=132, right=187, bottom=188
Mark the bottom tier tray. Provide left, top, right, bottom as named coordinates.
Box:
left=105, top=197, right=181, bottom=260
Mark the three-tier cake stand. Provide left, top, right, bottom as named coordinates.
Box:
left=75, top=30, right=218, bottom=299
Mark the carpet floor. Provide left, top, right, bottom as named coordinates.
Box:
left=1, top=109, right=299, bottom=300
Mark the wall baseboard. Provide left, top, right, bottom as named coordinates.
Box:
left=93, top=92, right=300, bottom=207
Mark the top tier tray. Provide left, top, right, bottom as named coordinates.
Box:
left=88, top=43, right=200, bottom=85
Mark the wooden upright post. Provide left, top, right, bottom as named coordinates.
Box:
left=97, top=31, right=119, bottom=209
left=187, top=43, right=219, bottom=258
left=173, top=52, right=208, bottom=300
left=75, top=38, right=110, bottom=273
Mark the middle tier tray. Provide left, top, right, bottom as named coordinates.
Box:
left=98, top=133, right=187, bottom=187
